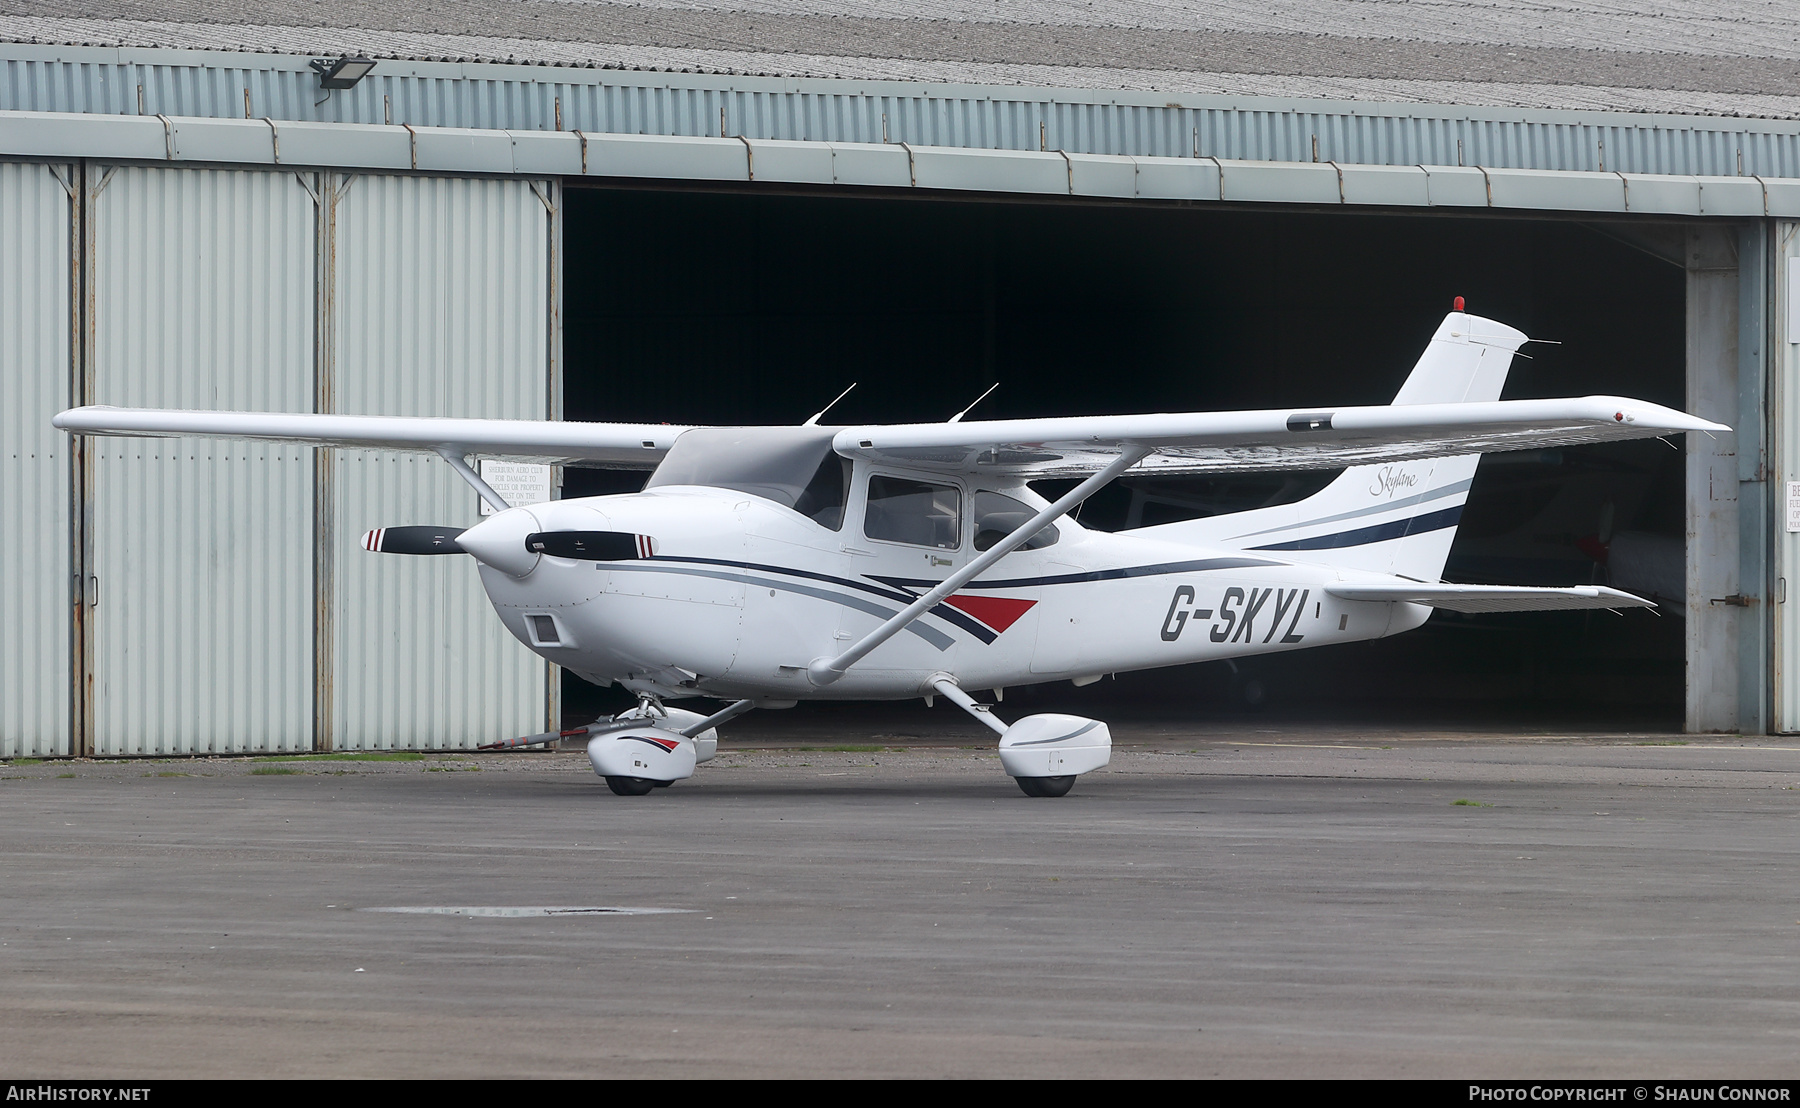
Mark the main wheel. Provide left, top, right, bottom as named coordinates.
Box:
left=651, top=779, right=673, bottom=788
left=606, top=776, right=657, bottom=796
left=1015, top=775, right=1075, bottom=798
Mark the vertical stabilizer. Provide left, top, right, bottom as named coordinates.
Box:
left=1132, top=309, right=1529, bottom=580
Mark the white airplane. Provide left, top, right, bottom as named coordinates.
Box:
left=56, top=306, right=1724, bottom=797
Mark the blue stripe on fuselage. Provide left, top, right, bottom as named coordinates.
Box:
left=1248, top=505, right=1464, bottom=551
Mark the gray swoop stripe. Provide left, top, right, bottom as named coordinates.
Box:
left=1228, top=478, right=1473, bottom=541
left=607, top=563, right=954, bottom=651
left=1009, top=721, right=1102, bottom=746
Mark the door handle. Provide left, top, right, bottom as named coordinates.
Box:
left=86, top=575, right=98, bottom=608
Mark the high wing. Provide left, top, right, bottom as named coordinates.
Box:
left=833, top=396, right=1725, bottom=478
left=55, top=394, right=1723, bottom=479
left=1323, top=583, right=1653, bottom=613
left=50, top=406, right=689, bottom=468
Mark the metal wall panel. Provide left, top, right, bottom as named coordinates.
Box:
left=1773, top=224, right=1800, bottom=732
left=1736, top=224, right=1771, bottom=736
left=1686, top=226, right=1744, bottom=734
left=0, top=161, right=72, bottom=757
left=7, top=43, right=1800, bottom=180
left=88, top=165, right=315, bottom=755
left=330, top=174, right=549, bottom=750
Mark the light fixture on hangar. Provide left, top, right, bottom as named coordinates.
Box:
left=310, top=56, right=377, bottom=90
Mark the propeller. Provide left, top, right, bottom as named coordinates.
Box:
left=361, top=526, right=466, bottom=555
left=524, top=531, right=650, bottom=560
left=362, top=522, right=657, bottom=567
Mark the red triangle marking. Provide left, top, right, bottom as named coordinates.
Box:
left=942, top=594, right=1037, bottom=634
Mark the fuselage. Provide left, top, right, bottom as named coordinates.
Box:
left=473, top=478, right=1431, bottom=704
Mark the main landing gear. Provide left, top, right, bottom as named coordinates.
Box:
left=581, top=684, right=1109, bottom=798
left=928, top=675, right=1112, bottom=798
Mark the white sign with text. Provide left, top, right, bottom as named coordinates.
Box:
left=478, top=461, right=554, bottom=515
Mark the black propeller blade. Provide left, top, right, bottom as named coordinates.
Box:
left=362, top=526, right=466, bottom=555
left=525, top=531, right=643, bottom=560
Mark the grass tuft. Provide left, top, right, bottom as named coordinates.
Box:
left=1451, top=798, right=1493, bottom=807
left=254, top=752, right=425, bottom=763
left=250, top=767, right=302, bottom=776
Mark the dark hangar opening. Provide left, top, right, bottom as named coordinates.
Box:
left=560, top=184, right=1686, bottom=730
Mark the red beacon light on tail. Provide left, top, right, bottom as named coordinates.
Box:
left=1453, top=295, right=1465, bottom=311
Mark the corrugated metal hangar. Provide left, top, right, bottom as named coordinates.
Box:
left=5, top=1, right=1800, bottom=755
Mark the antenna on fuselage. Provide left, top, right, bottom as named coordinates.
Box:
left=948, top=382, right=999, bottom=423
left=802, top=383, right=857, bottom=427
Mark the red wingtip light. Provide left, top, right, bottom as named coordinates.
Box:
left=1615, top=412, right=1625, bottom=421
left=1453, top=295, right=1465, bottom=311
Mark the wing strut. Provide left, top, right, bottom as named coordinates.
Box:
left=807, top=446, right=1151, bottom=686
left=435, top=446, right=511, bottom=514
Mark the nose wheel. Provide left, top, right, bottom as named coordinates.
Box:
left=605, top=776, right=657, bottom=796
left=1015, top=775, right=1075, bottom=798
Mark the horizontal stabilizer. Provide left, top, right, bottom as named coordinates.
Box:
left=1324, top=583, right=1653, bottom=613
left=362, top=526, right=466, bottom=555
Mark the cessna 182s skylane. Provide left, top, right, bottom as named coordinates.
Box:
left=56, top=305, right=1724, bottom=797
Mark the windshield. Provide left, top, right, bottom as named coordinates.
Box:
left=646, top=426, right=850, bottom=530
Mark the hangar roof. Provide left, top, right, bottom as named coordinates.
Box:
left=3, top=0, right=1799, bottom=121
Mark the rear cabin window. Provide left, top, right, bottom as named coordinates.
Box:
left=972, top=490, right=1059, bottom=551
left=864, top=476, right=962, bottom=549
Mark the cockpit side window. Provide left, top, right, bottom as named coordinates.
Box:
left=972, top=490, right=1059, bottom=552
left=864, top=476, right=962, bottom=550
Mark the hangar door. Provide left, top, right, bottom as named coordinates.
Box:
left=85, top=166, right=317, bottom=755
left=326, top=174, right=554, bottom=750
left=69, top=168, right=554, bottom=755
left=0, top=162, right=72, bottom=758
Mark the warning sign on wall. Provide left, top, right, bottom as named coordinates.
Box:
left=477, top=461, right=554, bottom=515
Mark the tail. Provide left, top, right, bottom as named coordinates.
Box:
left=1132, top=308, right=1529, bottom=581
